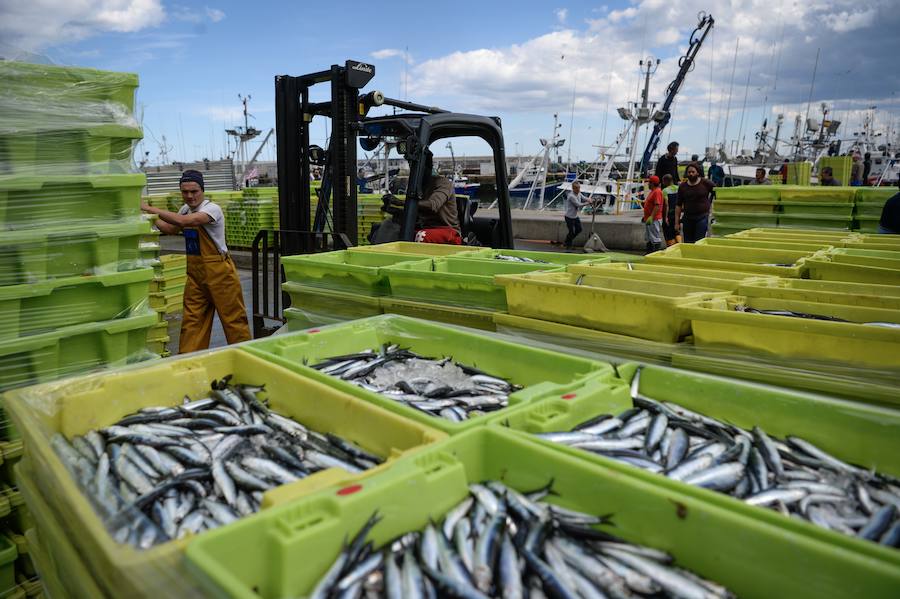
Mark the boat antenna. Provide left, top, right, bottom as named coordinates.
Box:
left=706, top=25, right=715, bottom=151
left=720, top=38, right=740, bottom=156
left=802, top=47, right=821, bottom=150
left=736, top=46, right=755, bottom=156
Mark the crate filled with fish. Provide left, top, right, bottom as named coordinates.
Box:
left=349, top=241, right=484, bottom=258
left=381, top=256, right=562, bottom=311
left=186, top=426, right=900, bottom=598
left=644, top=243, right=815, bottom=277
left=494, top=267, right=734, bottom=343
left=280, top=250, right=431, bottom=296
left=243, top=314, right=615, bottom=433
left=453, top=247, right=612, bottom=266
left=2, top=347, right=445, bottom=597
left=678, top=294, right=900, bottom=371
left=500, top=363, right=900, bottom=557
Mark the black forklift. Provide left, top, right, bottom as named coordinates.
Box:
left=251, top=60, right=515, bottom=336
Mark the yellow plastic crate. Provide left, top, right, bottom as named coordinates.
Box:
left=1, top=348, right=445, bottom=598
left=680, top=295, right=900, bottom=370
left=496, top=270, right=730, bottom=342
left=348, top=241, right=484, bottom=257
left=379, top=297, right=497, bottom=331
left=737, top=278, right=900, bottom=310
left=567, top=262, right=775, bottom=292
left=805, top=249, right=900, bottom=285
left=645, top=243, right=813, bottom=277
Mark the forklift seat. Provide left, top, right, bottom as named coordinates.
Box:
left=456, top=196, right=477, bottom=237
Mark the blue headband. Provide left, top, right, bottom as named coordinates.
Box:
left=180, top=170, right=205, bottom=190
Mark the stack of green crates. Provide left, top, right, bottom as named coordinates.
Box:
left=712, top=186, right=780, bottom=235
left=818, top=156, right=852, bottom=185
left=0, top=59, right=163, bottom=598
left=779, top=186, right=855, bottom=231
left=855, top=187, right=893, bottom=232
left=146, top=253, right=186, bottom=356
left=0, top=61, right=157, bottom=394
left=785, top=162, right=811, bottom=185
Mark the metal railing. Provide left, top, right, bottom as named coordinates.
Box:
left=250, top=229, right=351, bottom=338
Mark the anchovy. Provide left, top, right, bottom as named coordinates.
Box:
left=51, top=376, right=385, bottom=550
left=311, top=347, right=521, bottom=422
left=534, top=385, right=900, bottom=547
left=308, top=480, right=733, bottom=598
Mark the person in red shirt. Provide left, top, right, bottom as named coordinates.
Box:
left=643, top=175, right=664, bottom=253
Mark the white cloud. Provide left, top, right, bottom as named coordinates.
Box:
left=0, top=0, right=166, bottom=51
left=824, top=8, right=876, bottom=33
left=171, top=4, right=226, bottom=24
left=406, top=0, right=899, bottom=159
left=371, top=48, right=413, bottom=64
left=555, top=8, right=568, bottom=24
left=205, top=7, right=225, bottom=22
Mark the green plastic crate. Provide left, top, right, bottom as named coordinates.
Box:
left=711, top=212, right=779, bottom=228
left=496, top=269, right=730, bottom=342
left=455, top=248, right=613, bottom=266
left=379, top=297, right=497, bottom=331
left=0, top=124, right=143, bottom=175
left=186, top=426, right=900, bottom=599
left=645, top=243, right=812, bottom=277
left=737, top=278, right=900, bottom=310
left=780, top=201, right=854, bottom=216
left=280, top=251, right=430, bottom=295
left=734, top=227, right=852, bottom=238
left=0, top=310, right=157, bottom=392
left=0, top=173, right=146, bottom=230
left=0, top=61, right=139, bottom=113
left=2, top=347, right=445, bottom=599
left=567, top=261, right=773, bottom=291
left=697, top=237, right=833, bottom=252
left=780, top=184, right=855, bottom=203
left=349, top=241, right=486, bottom=257
left=499, top=363, right=900, bottom=551
left=492, top=312, right=678, bottom=365
left=383, top=256, right=562, bottom=311
left=710, top=223, right=749, bottom=237
left=0, top=533, right=16, bottom=594
left=0, top=220, right=150, bottom=286
left=715, top=186, right=781, bottom=202
left=0, top=267, right=153, bottom=341
left=778, top=214, right=853, bottom=230
left=679, top=295, right=900, bottom=370
left=712, top=200, right=778, bottom=214
left=282, top=282, right=382, bottom=327
left=242, top=314, right=614, bottom=434
left=727, top=230, right=855, bottom=246
left=817, top=158, right=852, bottom=187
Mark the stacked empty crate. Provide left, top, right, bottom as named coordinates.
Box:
left=225, top=187, right=279, bottom=249
left=712, top=186, right=781, bottom=236
left=146, top=254, right=186, bottom=356
left=0, top=61, right=160, bottom=595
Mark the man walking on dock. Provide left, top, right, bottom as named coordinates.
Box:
left=564, top=181, right=590, bottom=250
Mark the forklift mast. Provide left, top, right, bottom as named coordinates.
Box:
left=273, top=60, right=513, bottom=252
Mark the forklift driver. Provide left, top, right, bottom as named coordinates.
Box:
left=414, top=150, right=462, bottom=244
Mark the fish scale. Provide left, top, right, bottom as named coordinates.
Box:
left=537, top=368, right=900, bottom=548
left=312, top=347, right=521, bottom=421
left=50, top=377, right=384, bottom=550
left=309, top=481, right=734, bottom=598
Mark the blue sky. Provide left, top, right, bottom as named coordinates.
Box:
left=3, top=0, right=898, bottom=166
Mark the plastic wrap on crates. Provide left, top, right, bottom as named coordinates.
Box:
left=1, top=347, right=446, bottom=597
left=0, top=61, right=142, bottom=176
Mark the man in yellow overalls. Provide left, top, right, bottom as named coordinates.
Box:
left=140, top=170, right=251, bottom=353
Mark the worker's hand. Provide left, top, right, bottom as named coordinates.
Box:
left=140, top=202, right=154, bottom=213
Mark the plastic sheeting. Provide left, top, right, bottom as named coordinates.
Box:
left=0, top=60, right=156, bottom=393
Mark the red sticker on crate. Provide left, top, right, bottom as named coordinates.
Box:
left=561, top=393, right=577, bottom=400
left=337, top=484, right=363, bottom=496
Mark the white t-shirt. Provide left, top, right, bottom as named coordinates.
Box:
left=179, top=200, right=228, bottom=254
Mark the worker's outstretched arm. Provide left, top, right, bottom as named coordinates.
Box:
left=141, top=203, right=213, bottom=230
